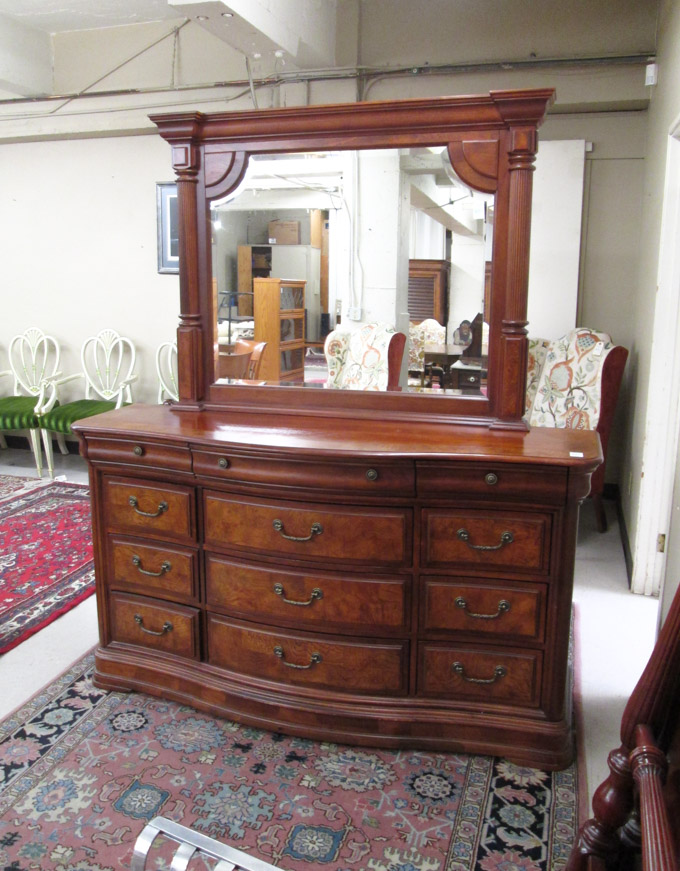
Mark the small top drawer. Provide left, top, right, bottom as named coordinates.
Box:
left=85, top=437, right=192, bottom=474
left=417, top=462, right=567, bottom=504
left=102, top=477, right=196, bottom=543
left=193, top=449, right=415, bottom=497
left=203, top=491, right=412, bottom=567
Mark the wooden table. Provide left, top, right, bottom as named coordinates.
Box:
left=422, top=343, right=467, bottom=386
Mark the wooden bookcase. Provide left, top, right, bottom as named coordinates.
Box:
left=253, top=277, right=306, bottom=381
left=237, top=245, right=272, bottom=315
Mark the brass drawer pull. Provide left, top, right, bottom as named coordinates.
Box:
left=134, top=614, right=173, bottom=636
left=272, top=519, right=323, bottom=542
left=218, top=457, right=230, bottom=469
left=273, top=583, right=323, bottom=606
left=133, top=445, right=144, bottom=457
left=128, top=496, right=169, bottom=518
left=452, top=662, right=507, bottom=684
left=132, top=555, right=172, bottom=577
left=273, top=645, right=322, bottom=669
left=456, top=528, right=514, bottom=551
left=455, top=596, right=511, bottom=619
left=484, top=472, right=498, bottom=486
left=366, top=468, right=379, bottom=481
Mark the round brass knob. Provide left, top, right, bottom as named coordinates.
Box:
left=366, top=468, right=379, bottom=482
left=484, top=472, right=498, bottom=486
left=218, top=457, right=230, bottom=469
left=133, top=445, right=144, bottom=457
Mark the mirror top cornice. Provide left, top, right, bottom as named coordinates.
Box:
left=151, top=89, right=555, bottom=430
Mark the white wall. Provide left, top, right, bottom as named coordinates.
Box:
left=0, top=134, right=180, bottom=409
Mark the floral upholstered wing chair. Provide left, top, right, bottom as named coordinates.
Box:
left=526, top=327, right=628, bottom=532
left=324, top=323, right=406, bottom=391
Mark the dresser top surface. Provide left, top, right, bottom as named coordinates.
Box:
left=72, top=403, right=602, bottom=469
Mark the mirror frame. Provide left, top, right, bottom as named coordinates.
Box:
left=151, top=88, right=554, bottom=429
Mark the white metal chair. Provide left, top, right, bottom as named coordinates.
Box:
left=156, top=340, right=179, bottom=402
left=0, top=327, right=62, bottom=476
left=132, top=816, right=281, bottom=871
left=37, top=329, right=137, bottom=477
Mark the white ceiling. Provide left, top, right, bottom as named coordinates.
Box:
left=0, top=0, right=180, bottom=33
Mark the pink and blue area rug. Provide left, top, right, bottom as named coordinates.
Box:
left=0, top=652, right=579, bottom=870
left=0, top=478, right=93, bottom=654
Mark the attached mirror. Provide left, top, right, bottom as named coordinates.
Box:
left=151, top=89, right=554, bottom=427
left=210, top=148, right=492, bottom=396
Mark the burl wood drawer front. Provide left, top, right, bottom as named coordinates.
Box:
left=108, top=536, right=199, bottom=603
left=102, top=478, right=195, bottom=543
left=422, top=509, right=551, bottom=573
left=205, top=554, right=409, bottom=634
left=207, top=615, right=408, bottom=694
left=419, top=643, right=542, bottom=707
left=109, top=592, right=200, bottom=659
left=203, top=492, right=411, bottom=567
left=422, top=579, right=546, bottom=642
left=86, top=437, right=191, bottom=473
left=193, top=449, right=415, bottom=497
left=417, top=462, right=567, bottom=504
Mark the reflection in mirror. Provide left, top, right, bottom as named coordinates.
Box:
left=210, top=147, right=493, bottom=396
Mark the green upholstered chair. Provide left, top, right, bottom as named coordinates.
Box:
left=37, top=329, right=137, bottom=477
left=0, top=328, right=62, bottom=476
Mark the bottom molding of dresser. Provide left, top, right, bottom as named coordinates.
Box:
left=93, top=645, right=574, bottom=770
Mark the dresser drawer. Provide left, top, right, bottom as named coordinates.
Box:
left=109, top=592, right=200, bottom=659
left=419, top=643, right=542, bottom=707
left=86, top=437, right=191, bottom=473
left=205, top=554, right=409, bottom=634
left=102, top=478, right=196, bottom=543
left=422, top=509, right=551, bottom=573
left=203, top=492, right=411, bottom=567
left=108, top=536, right=199, bottom=603
left=417, top=462, right=567, bottom=504
left=421, top=579, right=546, bottom=642
left=194, top=449, right=415, bottom=497
left=207, top=616, right=408, bottom=695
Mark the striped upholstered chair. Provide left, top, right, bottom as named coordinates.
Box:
left=0, top=328, right=62, bottom=477
left=37, top=329, right=137, bottom=477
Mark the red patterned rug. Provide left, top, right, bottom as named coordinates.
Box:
left=0, top=652, right=580, bottom=870
left=0, top=480, right=93, bottom=654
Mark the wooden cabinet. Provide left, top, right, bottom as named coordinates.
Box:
left=253, top=277, right=306, bottom=381
left=237, top=245, right=271, bottom=315
left=75, top=404, right=601, bottom=769
left=408, top=259, right=450, bottom=325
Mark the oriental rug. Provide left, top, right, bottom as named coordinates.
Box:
left=0, top=652, right=579, bottom=871
left=0, top=480, right=93, bottom=654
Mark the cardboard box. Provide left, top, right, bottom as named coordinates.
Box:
left=268, top=220, right=300, bottom=245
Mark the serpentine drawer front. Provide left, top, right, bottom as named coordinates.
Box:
left=207, top=615, right=409, bottom=695
left=203, top=491, right=411, bottom=566
left=75, top=405, right=601, bottom=768
left=205, top=554, right=410, bottom=635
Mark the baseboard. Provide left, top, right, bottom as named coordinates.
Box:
left=604, top=482, right=633, bottom=587
left=2, top=435, right=81, bottom=455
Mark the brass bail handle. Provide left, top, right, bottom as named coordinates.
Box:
left=134, top=614, right=173, bottom=636
left=272, top=519, right=323, bottom=542
left=132, top=555, right=172, bottom=577
left=273, top=583, right=323, bottom=606
left=456, top=528, right=514, bottom=551
left=273, top=645, right=322, bottom=669
left=129, top=496, right=168, bottom=518
left=455, top=597, right=511, bottom=619
left=452, top=662, right=507, bottom=684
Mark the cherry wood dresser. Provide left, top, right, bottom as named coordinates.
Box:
left=74, top=403, right=600, bottom=769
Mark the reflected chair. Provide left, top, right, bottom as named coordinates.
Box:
left=0, top=327, right=62, bottom=476
left=218, top=350, right=252, bottom=379
left=526, top=327, right=628, bottom=532
left=407, top=318, right=446, bottom=387
left=234, top=338, right=267, bottom=379
left=156, top=341, right=178, bottom=402
left=324, top=322, right=406, bottom=390
left=37, top=329, right=137, bottom=478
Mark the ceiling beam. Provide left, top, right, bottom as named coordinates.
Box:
left=0, top=13, right=52, bottom=97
